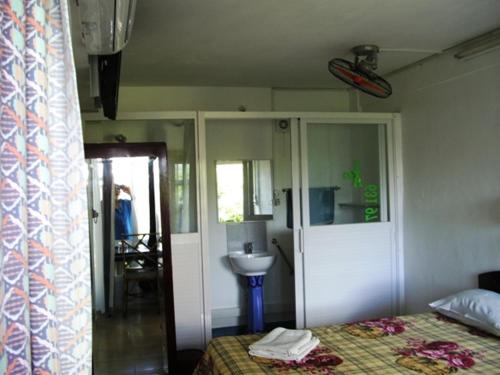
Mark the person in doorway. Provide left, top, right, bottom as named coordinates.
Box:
left=115, top=184, right=134, bottom=241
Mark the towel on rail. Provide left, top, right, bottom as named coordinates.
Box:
left=286, top=187, right=336, bottom=228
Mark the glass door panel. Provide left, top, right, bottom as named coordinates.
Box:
left=306, top=123, right=387, bottom=225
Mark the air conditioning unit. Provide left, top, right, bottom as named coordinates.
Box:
left=76, top=0, right=137, bottom=55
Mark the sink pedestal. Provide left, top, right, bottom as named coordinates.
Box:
left=228, top=252, right=275, bottom=333
left=247, top=276, right=265, bottom=333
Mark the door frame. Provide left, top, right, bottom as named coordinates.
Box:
left=83, top=112, right=208, bottom=350
left=198, top=111, right=403, bottom=342
left=84, top=142, right=177, bottom=373
left=293, top=116, right=403, bottom=328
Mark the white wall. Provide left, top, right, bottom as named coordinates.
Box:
left=118, top=86, right=273, bottom=112
left=80, top=86, right=351, bottom=113
left=271, top=89, right=352, bottom=112
left=83, top=119, right=185, bottom=150
left=360, top=49, right=500, bottom=313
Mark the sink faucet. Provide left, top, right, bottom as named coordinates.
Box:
left=244, top=242, right=253, bottom=254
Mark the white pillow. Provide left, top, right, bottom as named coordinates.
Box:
left=429, top=289, right=500, bottom=337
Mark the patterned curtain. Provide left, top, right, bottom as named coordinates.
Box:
left=1, top=0, right=91, bottom=373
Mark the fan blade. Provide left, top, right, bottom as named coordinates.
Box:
left=328, top=58, right=392, bottom=98
left=334, top=66, right=386, bottom=95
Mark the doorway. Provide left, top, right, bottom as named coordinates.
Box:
left=204, top=117, right=296, bottom=337
left=85, top=143, right=177, bottom=374
left=293, top=118, right=400, bottom=328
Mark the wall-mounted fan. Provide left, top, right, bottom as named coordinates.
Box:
left=328, top=45, right=392, bottom=98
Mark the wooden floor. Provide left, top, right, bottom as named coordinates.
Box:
left=93, top=293, right=166, bottom=375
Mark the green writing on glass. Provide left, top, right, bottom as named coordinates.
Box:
left=364, top=184, right=379, bottom=222
left=343, top=160, right=380, bottom=222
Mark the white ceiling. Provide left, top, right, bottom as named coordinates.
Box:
left=72, top=0, right=500, bottom=89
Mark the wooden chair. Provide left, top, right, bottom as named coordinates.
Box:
left=119, top=233, right=162, bottom=316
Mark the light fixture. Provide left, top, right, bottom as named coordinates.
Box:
left=454, top=28, right=500, bottom=60
left=76, top=0, right=137, bottom=55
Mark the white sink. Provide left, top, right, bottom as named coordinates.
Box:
left=228, top=252, right=276, bottom=276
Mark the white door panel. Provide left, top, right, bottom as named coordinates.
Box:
left=296, top=119, right=397, bottom=328
left=172, top=234, right=205, bottom=349
left=303, top=223, right=393, bottom=327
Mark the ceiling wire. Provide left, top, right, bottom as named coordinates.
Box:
left=385, top=26, right=500, bottom=77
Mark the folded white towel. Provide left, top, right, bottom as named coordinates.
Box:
left=249, top=327, right=312, bottom=355
left=249, top=336, right=320, bottom=361
left=248, top=327, right=320, bottom=361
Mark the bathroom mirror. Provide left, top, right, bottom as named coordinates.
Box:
left=216, top=159, right=273, bottom=223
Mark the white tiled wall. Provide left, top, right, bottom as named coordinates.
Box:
left=226, top=222, right=267, bottom=253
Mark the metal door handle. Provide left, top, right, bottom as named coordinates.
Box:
left=298, top=228, right=304, bottom=254
left=91, top=209, right=99, bottom=224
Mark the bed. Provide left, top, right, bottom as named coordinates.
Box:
left=195, top=272, right=500, bottom=374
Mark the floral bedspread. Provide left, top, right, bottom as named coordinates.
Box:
left=194, top=313, right=500, bottom=374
